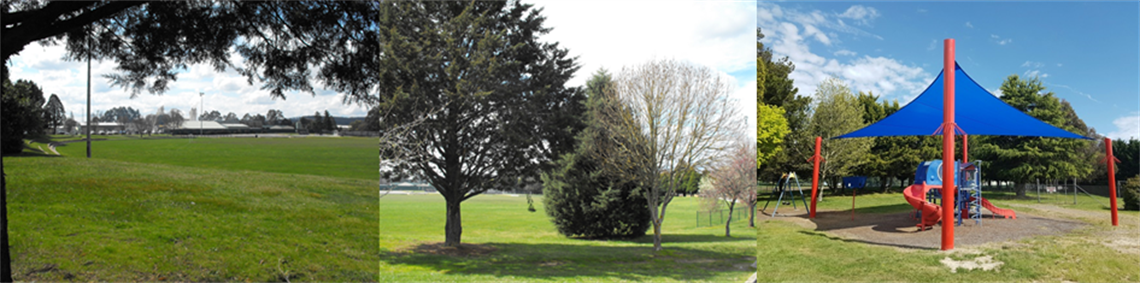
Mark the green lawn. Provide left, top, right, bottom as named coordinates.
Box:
left=51, top=135, right=376, bottom=180
left=380, top=194, right=757, bottom=282
left=4, top=137, right=378, bottom=281
left=756, top=189, right=1140, bottom=282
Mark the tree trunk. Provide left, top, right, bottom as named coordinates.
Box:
left=724, top=202, right=735, bottom=237
left=1016, top=182, right=1027, bottom=198
left=1, top=67, right=12, bottom=281
left=1, top=155, right=12, bottom=282
left=747, top=202, right=756, bottom=228
left=444, top=198, right=462, bottom=247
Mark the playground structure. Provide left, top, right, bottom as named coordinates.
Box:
left=804, top=39, right=1120, bottom=251
left=902, top=160, right=1017, bottom=230
left=761, top=172, right=808, bottom=217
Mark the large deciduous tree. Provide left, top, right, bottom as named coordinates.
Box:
left=756, top=103, right=788, bottom=170
left=542, top=69, right=651, bottom=239
left=598, top=58, right=742, bottom=251
left=808, top=78, right=872, bottom=192
left=375, top=1, right=582, bottom=247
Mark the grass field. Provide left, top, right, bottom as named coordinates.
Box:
left=756, top=188, right=1140, bottom=282
left=4, top=136, right=378, bottom=281
left=51, top=135, right=376, bottom=180
left=380, top=193, right=758, bottom=282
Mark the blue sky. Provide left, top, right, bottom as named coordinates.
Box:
left=758, top=1, right=1139, bottom=140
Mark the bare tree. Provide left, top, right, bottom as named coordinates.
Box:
left=700, top=139, right=756, bottom=237
left=597, top=58, right=743, bottom=250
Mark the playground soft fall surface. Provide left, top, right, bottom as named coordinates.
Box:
left=756, top=190, right=1140, bottom=282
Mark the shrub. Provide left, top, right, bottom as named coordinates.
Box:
left=542, top=151, right=650, bottom=239
left=1122, top=175, right=1139, bottom=211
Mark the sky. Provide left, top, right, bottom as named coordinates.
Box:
left=758, top=1, right=1140, bottom=141
left=6, top=44, right=368, bottom=122
left=531, top=0, right=757, bottom=139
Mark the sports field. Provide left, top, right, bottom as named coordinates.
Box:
left=5, top=136, right=378, bottom=281
left=380, top=193, right=757, bottom=282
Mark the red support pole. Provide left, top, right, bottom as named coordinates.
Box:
left=941, top=39, right=957, bottom=251
left=1106, top=138, right=1119, bottom=226
left=962, top=135, right=969, bottom=163
left=810, top=136, right=822, bottom=218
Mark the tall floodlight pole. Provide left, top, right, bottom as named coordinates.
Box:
left=941, top=39, right=957, bottom=251
left=86, top=29, right=92, bottom=158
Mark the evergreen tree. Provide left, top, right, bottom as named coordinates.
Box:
left=974, top=75, right=1095, bottom=197
left=542, top=69, right=651, bottom=239
left=324, top=110, right=336, bottom=132
left=1, top=78, right=48, bottom=154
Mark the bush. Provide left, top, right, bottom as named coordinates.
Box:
left=542, top=151, right=650, bottom=239
left=1122, top=175, right=1139, bottom=211
left=2, top=78, right=48, bottom=154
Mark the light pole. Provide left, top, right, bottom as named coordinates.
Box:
left=199, top=92, right=204, bottom=136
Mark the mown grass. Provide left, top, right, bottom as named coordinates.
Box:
left=380, top=194, right=757, bottom=282
left=52, top=135, right=375, bottom=180
left=756, top=186, right=1140, bottom=282
left=5, top=138, right=378, bottom=281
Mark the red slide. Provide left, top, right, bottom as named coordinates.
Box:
left=973, top=197, right=1017, bottom=219
left=903, top=184, right=942, bottom=228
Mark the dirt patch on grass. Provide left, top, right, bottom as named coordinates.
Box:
left=769, top=208, right=1087, bottom=250
left=395, top=242, right=498, bottom=257
left=940, top=255, right=1004, bottom=273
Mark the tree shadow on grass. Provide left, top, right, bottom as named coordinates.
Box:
left=795, top=230, right=936, bottom=250
left=382, top=240, right=754, bottom=281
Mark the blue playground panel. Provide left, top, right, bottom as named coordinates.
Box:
left=842, top=176, right=867, bottom=190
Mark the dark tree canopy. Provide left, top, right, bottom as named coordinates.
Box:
left=3, top=1, right=380, bottom=101
left=376, top=1, right=582, bottom=247
left=43, top=94, right=66, bottom=131
left=1, top=77, right=47, bottom=154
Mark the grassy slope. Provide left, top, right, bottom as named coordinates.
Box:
left=380, top=194, right=757, bottom=282
left=757, top=188, right=1140, bottom=282
left=5, top=138, right=378, bottom=281
left=52, top=136, right=376, bottom=180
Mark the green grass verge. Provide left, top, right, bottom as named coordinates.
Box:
left=380, top=194, right=757, bottom=282
left=52, top=136, right=376, bottom=181
left=5, top=138, right=378, bottom=281
left=756, top=187, right=1140, bottom=282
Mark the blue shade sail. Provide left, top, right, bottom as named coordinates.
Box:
left=835, top=63, right=1090, bottom=140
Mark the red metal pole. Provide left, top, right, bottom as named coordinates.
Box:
left=962, top=135, right=969, bottom=163
left=810, top=136, right=821, bottom=218
left=941, top=39, right=957, bottom=251
left=1106, top=138, right=1119, bottom=226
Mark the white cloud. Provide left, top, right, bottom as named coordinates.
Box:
left=6, top=44, right=366, bottom=123
left=534, top=0, right=755, bottom=136
left=1106, top=113, right=1140, bottom=140
left=834, top=49, right=857, bottom=56
left=759, top=3, right=932, bottom=104
left=1024, top=70, right=1048, bottom=78
left=991, top=34, right=1012, bottom=45
left=838, top=5, right=880, bottom=26
left=1021, top=61, right=1045, bottom=68
left=965, top=22, right=973, bottom=28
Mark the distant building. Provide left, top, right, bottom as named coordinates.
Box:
left=167, top=120, right=296, bottom=135
left=76, top=122, right=126, bottom=134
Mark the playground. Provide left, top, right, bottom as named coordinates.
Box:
left=755, top=38, right=1138, bottom=281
